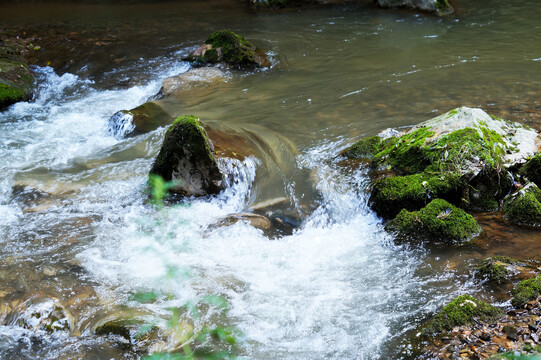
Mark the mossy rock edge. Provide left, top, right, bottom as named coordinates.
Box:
left=342, top=107, right=537, bottom=220
left=512, top=275, right=541, bottom=308
left=185, top=30, right=269, bottom=68
left=108, top=102, right=172, bottom=138
left=386, top=198, right=480, bottom=244
left=503, top=183, right=541, bottom=227
left=422, top=295, right=504, bottom=336
left=475, top=256, right=517, bottom=283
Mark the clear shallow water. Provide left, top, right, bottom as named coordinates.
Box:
left=0, top=0, right=540, bottom=358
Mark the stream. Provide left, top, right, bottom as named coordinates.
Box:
left=1, top=0, right=540, bottom=359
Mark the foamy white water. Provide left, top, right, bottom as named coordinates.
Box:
left=0, top=60, right=471, bottom=360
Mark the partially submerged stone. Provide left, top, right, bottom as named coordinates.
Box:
left=0, top=42, right=35, bottom=110
left=16, top=298, right=72, bottom=334
left=386, top=198, right=480, bottom=244
left=370, top=172, right=464, bottom=218
left=95, top=320, right=132, bottom=341
left=343, top=107, right=539, bottom=218
left=503, top=183, right=541, bottom=227
left=512, top=275, right=541, bottom=308
left=153, top=67, right=229, bottom=100
left=108, top=102, right=171, bottom=138
left=340, top=135, right=381, bottom=160
left=520, top=152, right=541, bottom=187
left=422, top=295, right=504, bottom=336
left=219, top=213, right=272, bottom=231
left=475, top=256, right=540, bottom=284
left=185, top=30, right=269, bottom=68
left=375, top=0, right=453, bottom=16
left=475, top=256, right=517, bottom=283
left=149, top=115, right=225, bottom=197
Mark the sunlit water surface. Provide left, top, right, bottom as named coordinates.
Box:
left=0, top=0, right=540, bottom=358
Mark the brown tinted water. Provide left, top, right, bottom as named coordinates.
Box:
left=0, top=0, right=540, bottom=359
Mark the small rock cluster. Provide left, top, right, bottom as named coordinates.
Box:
left=421, top=299, right=541, bottom=359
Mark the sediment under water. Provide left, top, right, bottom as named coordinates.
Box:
left=1, top=0, right=540, bottom=358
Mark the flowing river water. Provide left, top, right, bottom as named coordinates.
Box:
left=0, top=0, right=540, bottom=359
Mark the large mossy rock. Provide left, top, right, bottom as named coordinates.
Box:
left=108, top=102, right=171, bottom=138
left=0, top=42, right=35, bottom=110
left=149, top=115, right=225, bottom=197
left=512, top=275, right=541, bottom=308
left=502, top=183, right=541, bottom=227
left=375, top=0, right=453, bottom=16
left=422, top=295, right=504, bottom=336
left=186, top=30, right=269, bottom=68
left=386, top=198, right=480, bottom=244
left=520, top=152, right=541, bottom=188
left=343, top=107, right=539, bottom=218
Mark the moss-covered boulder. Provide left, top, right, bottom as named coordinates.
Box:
left=370, top=172, right=465, bottom=217
left=475, top=256, right=517, bottom=283
left=149, top=115, right=225, bottom=197
left=503, top=183, right=541, bottom=227
left=375, top=0, right=453, bottom=16
left=108, top=102, right=171, bottom=138
left=422, top=295, right=504, bottom=336
left=342, top=107, right=538, bottom=218
left=512, top=275, right=541, bottom=308
left=0, top=42, right=35, bottom=110
left=186, top=30, right=269, bottom=68
left=520, top=153, right=541, bottom=188
left=386, top=198, right=480, bottom=244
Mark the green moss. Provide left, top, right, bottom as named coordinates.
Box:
left=425, top=128, right=505, bottom=174
left=370, top=172, right=464, bottom=218
left=512, top=275, right=541, bottom=308
left=465, top=168, right=513, bottom=211
left=0, top=82, right=25, bottom=103
left=341, top=136, right=381, bottom=159
left=435, top=0, right=450, bottom=10
left=0, top=55, right=34, bottom=110
left=203, top=48, right=220, bottom=63
left=503, top=183, right=541, bottom=227
left=446, top=108, right=458, bottom=118
left=386, top=198, right=480, bottom=243
left=204, top=30, right=257, bottom=66
left=150, top=115, right=224, bottom=196
left=435, top=0, right=453, bottom=15
left=372, top=127, right=434, bottom=174
left=521, top=153, right=541, bottom=188
left=476, top=256, right=517, bottom=283
left=349, top=119, right=508, bottom=179
left=423, top=295, right=503, bottom=336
